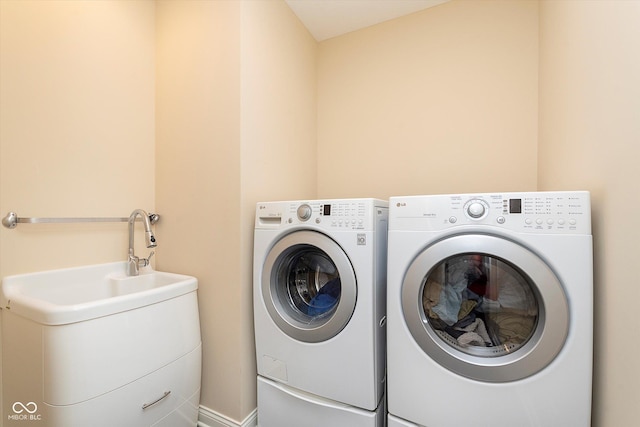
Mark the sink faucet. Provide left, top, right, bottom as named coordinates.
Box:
left=127, top=209, right=157, bottom=276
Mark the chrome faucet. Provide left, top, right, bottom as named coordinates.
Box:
left=127, top=209, right=157, bottom=276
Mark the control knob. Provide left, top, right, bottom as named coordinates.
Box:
left=466, top=200, right=488, bottom=219
left=297, top=204, right=312, bottom=221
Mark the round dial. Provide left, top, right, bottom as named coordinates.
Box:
left=297, top=204, right=312, bottom=221
left=465, top=199, right=488, bottom=219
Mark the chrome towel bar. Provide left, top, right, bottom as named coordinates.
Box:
left=2, top=211, right=160, bottom=229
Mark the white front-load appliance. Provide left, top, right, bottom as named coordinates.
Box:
left=254, top=199, right=388, bottom=427
left=387, top=191, right=593, bottom=427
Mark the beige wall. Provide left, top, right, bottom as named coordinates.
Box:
left=0, top=0, right=156, bottom=276
left=317, top=0, right=539, bottom=199
left=156, top=0, right=316, bottom=422
left=538, top=1, right=640, bottom=426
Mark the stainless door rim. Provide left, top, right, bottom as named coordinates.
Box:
left=262, top=230, right=357, bottom=343
left=401, top=233, right=569, bottom=382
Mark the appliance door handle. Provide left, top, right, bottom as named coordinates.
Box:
left=142, top=391, right=171, bottom=410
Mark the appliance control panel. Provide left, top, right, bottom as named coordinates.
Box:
left=256, top=199, right=388, bottom=231
left=390, top=191, right=591, bottom=234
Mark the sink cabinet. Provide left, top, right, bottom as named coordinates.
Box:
left=1, top=264, right=201, bottom=427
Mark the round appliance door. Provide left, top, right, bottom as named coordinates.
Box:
left=262, top=230, right=357, bottom=343
left=402, top=233, right=569, bottom=382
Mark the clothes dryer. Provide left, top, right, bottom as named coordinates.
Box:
left=254, top=199, right=388, bottom=427
left=387, top=191, right=592, bottom=427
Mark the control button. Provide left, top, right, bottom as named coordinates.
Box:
left=536, top=219, right=543, bottom=225
left=525, top=218, right=533, bottom=225
left=315, top=218, right=321, bottom=224
left=497, top=216, right=506, bottom=224
left=547, top=219, right=554, bottom=225
left=569, top=219, right=577, bottom=225
left=449, top=216, right=457, bottom=224
left=558, top=219, right=566, bottom=225
left=297, top=204, right=312, bottom=221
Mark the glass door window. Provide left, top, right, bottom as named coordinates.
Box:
left=401, top=234, right=568, bottom=382
left=277, top=245, right=342, bottom=320
left=422, top=254, right=538, bottom=357
left=262, top=230, right=357, bottom=343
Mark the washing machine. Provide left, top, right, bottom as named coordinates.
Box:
left=386, top=191, right=592, bottom=427
left=253, top=199, right=388, bottom=427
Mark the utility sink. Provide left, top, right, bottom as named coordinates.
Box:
left=1, top=261, right=197, bottom=325
left=1, top=261, right=201, bottom=426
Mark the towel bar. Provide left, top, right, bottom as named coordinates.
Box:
left=2, top=211, right=160, bottom=229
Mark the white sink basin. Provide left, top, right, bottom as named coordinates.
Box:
left=1, top=262, right=197, bottom=325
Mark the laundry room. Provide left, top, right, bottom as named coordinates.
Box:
left=0, top=1, right=638, bottom=426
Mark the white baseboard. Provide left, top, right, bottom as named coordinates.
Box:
left=198, top=405, right=258, bottom=427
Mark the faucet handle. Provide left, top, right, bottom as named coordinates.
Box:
left=139, top=251, right=155, bottom=268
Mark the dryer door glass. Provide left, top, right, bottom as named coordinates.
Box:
left=422, top=253, right=538, bottom=357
